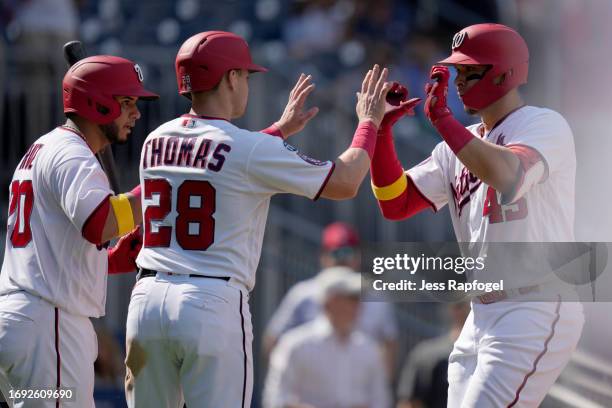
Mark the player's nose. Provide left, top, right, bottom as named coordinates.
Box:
left=455, top=76, right=467, bottom=94
left=131, top=105, right=141, bottom=120
left=454, top=75, right=464, bottom=88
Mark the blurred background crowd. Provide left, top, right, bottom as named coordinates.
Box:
left=1, top=0, right=612, bottom=407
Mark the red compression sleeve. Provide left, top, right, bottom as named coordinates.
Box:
left=350, top=121, right=377, bottom=160
left=371, top=127, right=404, bottom=186
left=260, top=123, right=284, bottom=139
left=82, top=194, right=111, bottom=245
left=432, top=116, right=475, bottom=155
left=378, top=178, right=432, bottom=220
left=371, top=127, right=432, bottom=220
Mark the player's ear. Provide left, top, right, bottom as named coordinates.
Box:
left=227, top=69, right=240, bottom=91
left=495, top=71, right=509, bottom=85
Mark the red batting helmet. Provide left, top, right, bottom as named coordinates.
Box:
left=63, top=55, right=159, bottom=124
left=439, top=23, right=529, bottom=110
left=175, top=31, right=268, bottom=97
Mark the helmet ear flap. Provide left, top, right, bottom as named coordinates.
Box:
left=494, top=71, right=508, bottom=86
left=93, top=93, right=121, bottom=124
left=63, top=84, right=121, bottom=124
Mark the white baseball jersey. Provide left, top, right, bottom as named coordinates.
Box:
left=0, top=127, right=112, bottom=317
left=136, top=115, right=334, bottom=291
left=408, top=106, right=576, bottom=286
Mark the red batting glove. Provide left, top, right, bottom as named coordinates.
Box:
left=424, top=65, right=453, bottom=123
left=381, top=82, right=421, bottom=132
left=108, top=226, right=142, bottom=274
left=424, top=65, right=475, bottom=154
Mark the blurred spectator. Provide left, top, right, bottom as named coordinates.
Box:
left=410, top=0, right=499, bottom=34
left=264, top=270, right=391, bottom=408
left=0, top=35, right=5, bottom=134
left=10, top=0, right=80, bottom=144
left=347, top=0, right=412, bottom=45
left=264, top=222, right=399, bottom=377
left=282, top=0, right=346, bottom=60
left=396, top=302, right=470, bottom=408
left=331, top=39, right=395, bottom=117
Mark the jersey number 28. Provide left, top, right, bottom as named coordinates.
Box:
left=143, top=179, right=216, bottom=250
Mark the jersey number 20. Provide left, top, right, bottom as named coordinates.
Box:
left=143, top=179, right=216, bottom=250
left=8, top=180, right=34, bottom=247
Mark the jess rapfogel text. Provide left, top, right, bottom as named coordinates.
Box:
left=371, top=279, right=504, bottom=293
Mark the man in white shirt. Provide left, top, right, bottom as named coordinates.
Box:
left=264, top=222, right=399, bottom=377
left=264, top=269, right=391, bottom=408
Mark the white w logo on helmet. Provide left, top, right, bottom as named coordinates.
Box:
left=452, top=31, right=467, bottom=49
left=134, top=64, right=144, bottom=82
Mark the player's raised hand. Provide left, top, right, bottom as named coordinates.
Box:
left=380, top=81, right=422, bottom=132
left=355, top=64, right=392, bottom=128
left=424, top=65, right=452, bottom=123
left=275, top=73, right=320, bottom=138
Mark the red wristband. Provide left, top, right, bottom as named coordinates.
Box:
left=260, top=123, right=284, bottom=139
left=350, top=121, right=378, bottom=160
left=433, top=115, right=475, bottom=155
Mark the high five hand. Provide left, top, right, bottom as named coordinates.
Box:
left=355, top=64, right=392, bottom=128
left=275, top=73, right=320, bottom=138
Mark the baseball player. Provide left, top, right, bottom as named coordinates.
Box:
left=0, top=55, right=158, bottom=407
left=124, top=30, right=399, bottom=408
left=370, top=24, right=584, bottom=407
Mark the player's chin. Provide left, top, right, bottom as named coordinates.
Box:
left=459, top=101, right=478, bottom=115
left=232, top=106, right=247, bottom=119
left=116, top=127, right=132, bottom=143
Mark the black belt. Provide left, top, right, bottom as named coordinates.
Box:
left=137, top=268, right=230, bottom=282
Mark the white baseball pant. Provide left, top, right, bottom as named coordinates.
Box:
left=447, top=297, right=584, bottom=407
left=0, top=291, right=97, bottom=408
left=125, top=272, right=253, bottom=408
